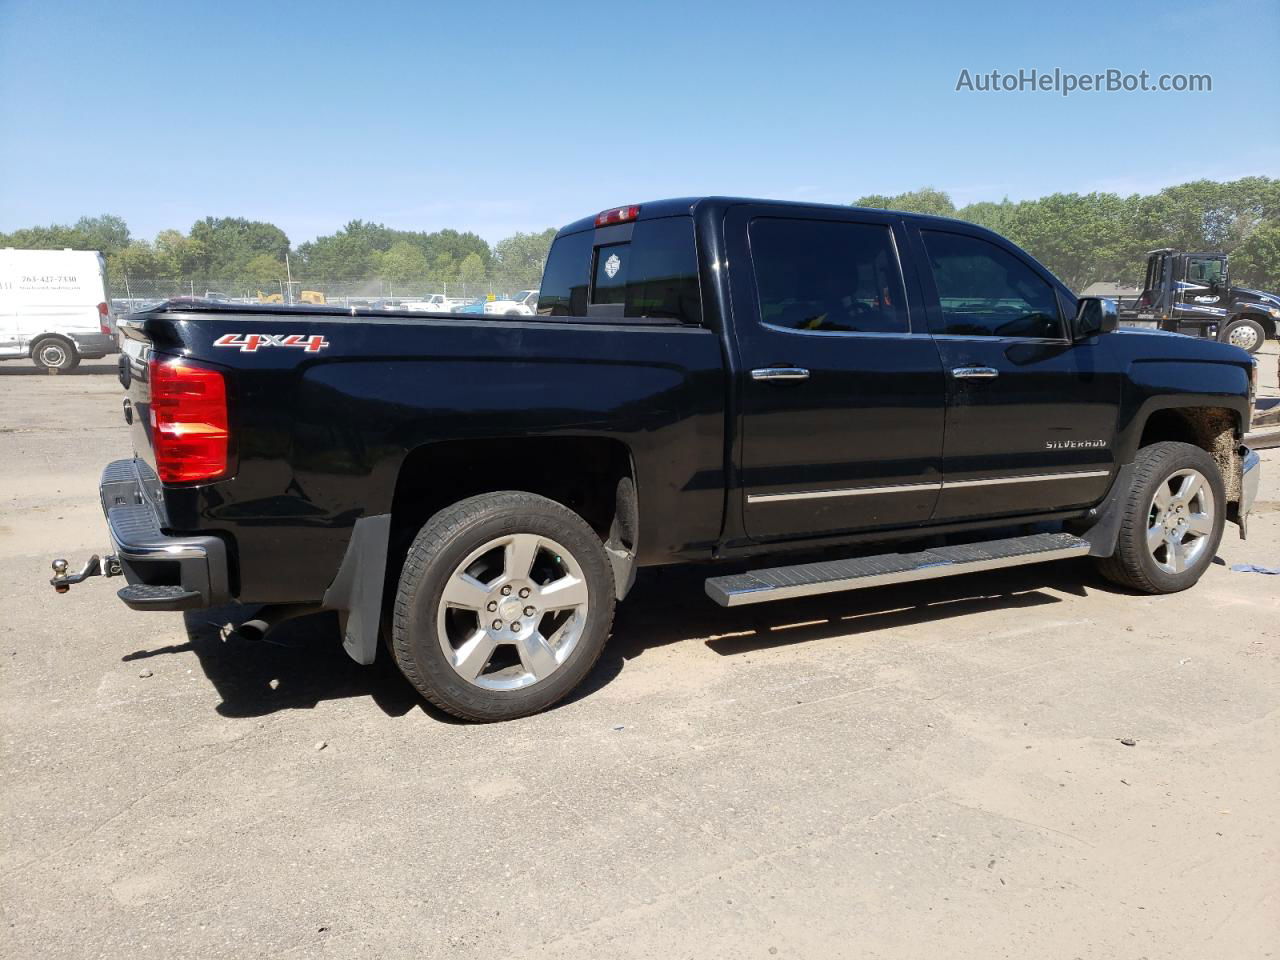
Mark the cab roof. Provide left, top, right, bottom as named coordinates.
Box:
left=555, top=196, right=980, bottom=237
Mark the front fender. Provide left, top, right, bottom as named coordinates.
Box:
left=1117, top=359, right=1250, bottom=463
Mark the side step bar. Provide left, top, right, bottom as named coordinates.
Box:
left=705, top=532, right=1090, bottom=607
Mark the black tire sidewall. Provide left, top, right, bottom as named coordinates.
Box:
left=395, top=494, right=614, bottom=721
left=1124, top=444, right=1226, bottom=592
left=33, top=337, right=78, bottom=372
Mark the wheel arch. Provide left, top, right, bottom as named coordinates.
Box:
left=1128, top=402, right=1245, bottom=514
left=29, top=332, right=76, bottom=356
left=387, top=435, right=640, bottom=598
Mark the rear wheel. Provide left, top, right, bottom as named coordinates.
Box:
left=1094, top=441, right=1225, bottom=594
left=1219, top=316, right=1265, bottom=354
left=31, top=336, right=80, bottom=374
left=391, top=491, right=615, bottom=721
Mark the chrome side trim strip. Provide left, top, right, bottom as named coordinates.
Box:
left=746, top=469, right=1110, bottom=504
left=943, top=469, right=1111, bottom=489
left=746, top=481, right=941, bottom=504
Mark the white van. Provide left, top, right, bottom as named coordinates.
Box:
left=0, top=248, right=116, bottom=372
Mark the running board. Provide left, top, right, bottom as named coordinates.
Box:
left=705, top=532, right=1090, bottom=607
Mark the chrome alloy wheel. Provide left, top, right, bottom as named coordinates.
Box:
left=1147, top=468, right=1215, bottom=574
left=436, top=532, right=589, bottom=691
left=1227, top=324, right=1260, bottom=351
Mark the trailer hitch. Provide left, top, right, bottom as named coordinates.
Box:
left=50, top=554, right=121, bottom=594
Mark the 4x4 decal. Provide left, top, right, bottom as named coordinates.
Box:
left=213, top=333, right=330, bottom=353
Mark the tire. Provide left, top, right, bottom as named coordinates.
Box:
left=31, top=336, right=80, bottom=374
left=1218, top=316, right=1265, bottom=354
left=1094, top=441, right=1225, bottom=594
left=391, top=491, right=615, bottom=721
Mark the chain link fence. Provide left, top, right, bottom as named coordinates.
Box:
left=107, top=275, right=542, bottom=309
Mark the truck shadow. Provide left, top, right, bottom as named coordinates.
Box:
left=128, top=558, right=1099, bottom=721
left=0, top=361, right=119, bottom=376
left=565, top=559, right=1090, bottom=705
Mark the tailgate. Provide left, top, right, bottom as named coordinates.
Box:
left=117, top=318, right=160, bottom=473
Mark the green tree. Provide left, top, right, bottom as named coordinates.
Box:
left=73, top=215, right=131, bottom=255
left=187, top=217, right=290, bottom=281
left=458, top=251, right=486, bottom=285
left=244, top=253, right=286, bottom=288
left=1231, top=220, right=1280, bottom=291
left=0, top=214, right=130, bottom=254
left=155, top=229, right=199, bottom=276
left=492, top=228, right=557, bottom=289
left=379, top=240, right=430, bottom=285
left=430, top=252, right=457, bottom=283
left=855, top=187, right=955, bottom=217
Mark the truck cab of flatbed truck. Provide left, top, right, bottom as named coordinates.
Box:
left=52, top=197, right=1263, bottom=721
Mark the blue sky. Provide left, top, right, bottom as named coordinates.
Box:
left=1, top=0, right=1276, bottom=245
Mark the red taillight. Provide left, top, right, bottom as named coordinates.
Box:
left=594, top=205, right=640, bottom=227
left=148, top=358, right=230, bottom=484
left=98, top=302, right=111, bottom=335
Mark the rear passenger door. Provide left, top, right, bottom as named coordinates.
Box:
left=909, top=224, right=1119, bottom=522
left=726, top=206, right=947, bottom=541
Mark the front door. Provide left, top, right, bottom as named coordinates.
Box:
left=1174, top=254, right=1229, bottom=328
left=727, top=207, right=946, bottom=542
left=909, top=224, right=1119, bottom=522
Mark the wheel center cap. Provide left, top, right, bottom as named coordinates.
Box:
left=498, top=598, right=523, bottom=621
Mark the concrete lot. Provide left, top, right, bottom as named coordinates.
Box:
left=2, top=346, right=1278, bottom=960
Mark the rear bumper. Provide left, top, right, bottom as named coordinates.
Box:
left=100, top=459, right=230, bottom=610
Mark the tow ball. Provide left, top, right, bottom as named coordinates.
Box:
left=50, top=555, right=122, bottom=594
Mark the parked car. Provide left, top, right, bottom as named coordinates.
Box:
left=54, top=198, right=1261, bottom=722
left=484, top=289, right=538, bottom=316
left=454, top=299, right=487, bottom=315
left=0, top=248, right=116, bottom=372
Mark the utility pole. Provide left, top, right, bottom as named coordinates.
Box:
left=285, top=253, right=294, bottom=304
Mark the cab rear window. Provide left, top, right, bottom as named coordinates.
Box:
left=538, top=216, right=702, bottom=323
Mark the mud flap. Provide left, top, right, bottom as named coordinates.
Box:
left=322, top=514, right=391, bottom=665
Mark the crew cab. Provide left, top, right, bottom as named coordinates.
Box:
left=52, top=198, right=1262, bottom=721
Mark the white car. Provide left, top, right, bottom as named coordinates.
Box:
left=0, top=248, right=116, bottom=372
left=483, top=289, right=539, bottom=316
left=404, top=294, right=468, bottom=313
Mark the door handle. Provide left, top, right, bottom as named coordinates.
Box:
left=751, top=367, right=810, bottom=381
left=951, top=366, right=999, bottom=379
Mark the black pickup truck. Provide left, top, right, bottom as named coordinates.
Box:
left=53, top=198, right=1262, bottom=721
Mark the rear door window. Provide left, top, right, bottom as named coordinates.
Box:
left=747, top=218, right=909, bottom=334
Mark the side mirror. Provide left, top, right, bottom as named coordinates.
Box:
left=1074, top=296, right=1118, bottom=338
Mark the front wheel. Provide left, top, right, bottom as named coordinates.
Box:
left=391, top=491, right=615, bottom=721
left=32, top=336, right=80, bottom=374
left=1219, top=316, right=1266, bottom=354
left=1094, top=441, right=1225, bottom=594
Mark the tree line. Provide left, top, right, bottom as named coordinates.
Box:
left=2, top=176, right=1277, bottom=297
left=854, top=177, right=1280, bottom=292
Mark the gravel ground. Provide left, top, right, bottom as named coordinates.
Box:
left=2, top=347, right=1278, bottom=960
